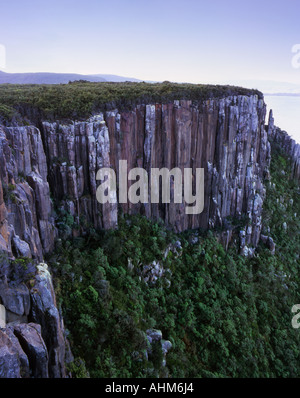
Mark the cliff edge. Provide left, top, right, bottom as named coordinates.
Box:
left=0, top=83, right=298, bottom=377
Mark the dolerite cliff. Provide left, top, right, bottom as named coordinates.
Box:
left=42, top=95, right=270, bottom=245
left=267, top=110, right=300, bottom=180
left=0, top=126, right=69, bottom=377
left=0, top=91, right=297, bottom=378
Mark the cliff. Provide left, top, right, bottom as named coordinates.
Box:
left=0, top=86, right=296, bottom=377
left=0, top=94, right=272, bottom=261
left=267, top=110, right=300, bottom=180
left=44, top=95, right=270, bottom=245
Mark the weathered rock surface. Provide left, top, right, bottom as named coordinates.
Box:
left=267, top=110, right=300, bottom=180
left=260, top=234, right=276, bottom=255
left=1, top=94, right=297, bottom=378
left=40, top=95, right=270, bottom=250
left=0, top=125, right=68, bottom=377
left=0, top=278, right=30, bottom=321
left=146, top=328, right=172, bottom=368
left=0, top=327, right=29, bottom=378
left=146, top=328, right=163, bottom=343
left=30, top=263, right=66, bottom=378
left=0, top=304, right=5, bottom=328
left=0, top=125, right=56, bottom=260
left=12, top=322, right=49, bottom=378
left=0, top=95, right=273, bottom=257
left=0, top=263, right=68, bottom=378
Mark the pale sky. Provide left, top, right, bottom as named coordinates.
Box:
left=1, top=0, right=300, bottom=85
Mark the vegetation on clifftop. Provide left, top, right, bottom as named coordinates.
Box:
left=0, top=81, right=263, bottom=123
left=48, top=139, right=300, bottom=378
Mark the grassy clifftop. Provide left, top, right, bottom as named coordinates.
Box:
left=0, top=81, right=263, bottom=123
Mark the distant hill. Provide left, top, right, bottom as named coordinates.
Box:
left=0, top=71, right=141, bottom=84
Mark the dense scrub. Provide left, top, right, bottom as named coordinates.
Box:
left=49, top=141, right=300, bottom=378
left=0, top=81, right=262, bottom=123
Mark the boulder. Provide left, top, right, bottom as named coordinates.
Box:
left=261, top=234, right=276, bottom=255
left=0, top=329, right=23, bottom=378
left=4, top=326, right=30, bottom=378
left=146, top=329, right=162, bottom=344
left=0, top=278, right=30, bottom=318
left=161, top=339, right=172, bottom=355
left=0, top=326, right=31, bottom=378
left=13, top=323, right=48, bottom=378
left=12, top=235, right=32, bottom=258
left=30, top=263, right=66, bottom=378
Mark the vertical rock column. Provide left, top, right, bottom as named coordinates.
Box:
left=40, top=94, right=270, bottom=248
left=42, top=117, right=118, bottom=232
left=0, top=126, right=56, bottom=260
left=267, top=110, right=300, bottom=180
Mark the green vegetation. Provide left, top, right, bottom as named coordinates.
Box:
left=0, top=103, right=19, bottom=121
left=2, top=182, right=18, bottom=204
left=49, top=141, right=300, bottom=378
left=0, top=81, right=262, bottom=123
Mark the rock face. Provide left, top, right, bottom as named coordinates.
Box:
left=0, top=304, right=5, bottom=328
left=30, top=263, right=67, bottom=378
left=0, top=126, right=67, bottom=378
left=0, top=263, right=68, bottom=378
left=0, top=125, right=56, bottom=260
left=12, top=323, right=49, bottom=378
left=0, top=96, right=271, bottom=256
left=267, top=110, right=300, bottom=180
left=0, top=327, right=30, bottom=378
left=41, top=95, right=270, bottom=248
left=0, top=93, right=287, bottom=378
left=146, top=328, right=172, bottom=368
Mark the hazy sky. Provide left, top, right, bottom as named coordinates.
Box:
left=1, top=0, right=300, bottom=85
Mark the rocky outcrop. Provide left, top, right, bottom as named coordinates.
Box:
left=12, top=323, right=49, bottom=378
left=0, top=326, right=30, bottom=378
left=0, top=304, right=5, bottom=328
left=267, top=110, right=300, bottom=180
left=0, top=95, right=271, bottom=256
left=41, top=95, right=270, bottom=249
left=0, top=93, right=279, bottom=378
left=146, top=328, right=172, bottom=368
left=0, top=125, right=68, bottom=377
left=30, top=263, right=67, bottom=378
left=0, top=279, right=30, bottom=323
left=0, top=125, right=56, bottom=260
left=260, top=234, right=276, bottom=255
left=0, top=263, right=68, bottom=378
